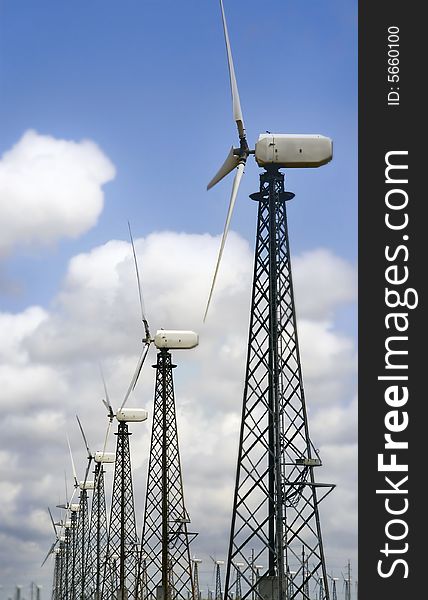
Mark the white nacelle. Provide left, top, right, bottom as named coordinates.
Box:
left=79, top=480, right=95, bottom=490
left=94, top=451, right=116, bottom=463
left=255, top=134, right=333, bottom=168
left=70, top=503, right=80, bottom=512
left=154, top=330, right=199, bottom=350
left=116, top=408, right=148, bottom=422
left=64, top=520, right=72, bottom=528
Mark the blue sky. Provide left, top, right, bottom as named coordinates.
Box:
left=0, top=0, right=357, bottom=309
left=0, top=1, right=357, bottom=597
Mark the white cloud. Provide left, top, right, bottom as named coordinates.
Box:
left=0, top=231, right=357, bottom=592
left=0, top=307, right=48, bottom=364
left=293, top=248, right=357, bottom=319
left=0, top=130, right=115, bottom=254
left=311, top=396, right=357, bottom=446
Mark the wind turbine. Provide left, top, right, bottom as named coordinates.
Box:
left=72, top=416, right=99, bottom=600
left=100, top=373, right=148, bottom=600
left=78, top=405, right=116, bottom=600
left=54, top=448, right=82, bottom=600
left=209, top=558, right=224, bottom=600
left=233, top=563, right=244, bottom=600
left=342, top=561, right=352, bottom=600
left=327, top=575, right=338, bottom=600
left=204, top=3, right=334, bottom=600
left=74, top=415, right=116, bottom=600
left=41, top=508, right=61, bottom=568
left=98, top=221, right=176, bottom=600
left=41, top=507, right=65, bottom=600
left=67, top=432, right=95, bottom=600
left=49, top=475, right=76, bottom=600
left=204, top=0, right=332, bottom=321
left=124, top=225, right=198, bottom=600
left=191, top=558, right=202, bottom=600
left=137, top=329, right=198, bottom=600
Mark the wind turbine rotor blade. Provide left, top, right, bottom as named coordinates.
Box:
left=99, top=364, right=115, bottom=418
left=76, top=415, right=92, bottom=458
left=204, top=161, right=245, bottom=321
left=82, top=456, right=93, bottom=490
left=101, top=397, right=112, bottom=416
left=219, top=0, right=246, bottom=138
left=128, top=221, right=151, bottom=341
left=101, top=420, right=113, bottom=461
left=132, top=342, right=151, bottom=391
left=70, top=486, right=78, bottom=504
left=41, top=540, right=58, bottom=567
left=119, top=342, right=150, bottom=411
left=64, top=470, right=69, bottom=505
left=48, top=507, right=58, bottom=537
left=207, top=147, right=240, bottom=190
left=66, top=435, right=78, bottom=488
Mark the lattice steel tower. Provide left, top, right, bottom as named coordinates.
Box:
left=222, top=169, right=334, bottom=600
left=192, top=558, right=202, bottom=600
left=102, top=421, right=141, bottom=600
left=51, top=548, right=62, bottom=600
left=75, top=487, right=91, bottom=600
left=204, top=5, right=335, bottom=597
left=214, top=561, right=223, bottom=600
left=85, top=461, right=111, bottom=600
left=344, top=561, right=351, bottom=600
left=139, top=347, right=196, bottom=600
left=68, top=506, right=79, bottom=600
left=61, top=528, right=71, bottom=600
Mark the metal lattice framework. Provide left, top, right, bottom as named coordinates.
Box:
left=85, top=463, right=110, bottom=600
left=318, top=578, right=324, bottom=600
left=138, top=349, right=195, bottom=600
left=224, top=168, right=334, bottom=600
left=214, top=563, right=223, bottom=600
left=57, top=541, right=66, bottom=600
left=62, top=531, right=70, bottom=600
left=51, top=549, right=61, bottom=600
left=192, top=560, right=201, bottom=600
left=102, top=422, right=139, bottom=600
left=234, top=565, right=242, bottom=600
left=68, top=511, right=79, bottom=600
left=74, top=489, right=90, bottom=600
left=344, top=561, right=351, bottom=600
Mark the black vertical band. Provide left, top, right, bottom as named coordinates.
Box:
left=359, top=2, right=424, bottom=598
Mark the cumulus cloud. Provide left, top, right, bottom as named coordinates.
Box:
left=293, top=248, right=357, bottom=319
left=0, top=231, right=357, bottom=592
left=0, top=130, right=115, bottom=254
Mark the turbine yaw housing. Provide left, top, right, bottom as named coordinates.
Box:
left=254, top=134, right=332, bottom=168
